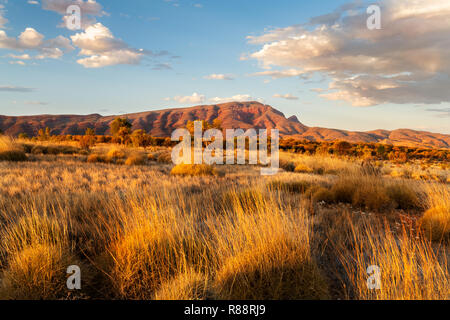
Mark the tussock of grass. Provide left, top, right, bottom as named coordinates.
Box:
left=338, top=218, right=449, bottom=299
left=386, top=183, right=421, bottom=210
left=106, top=147, right=126, bottom=163
left=329, top=174, right=421, bottom=212
left=153, top=270, right=214, bottom=300
left=157, top=152, right=173, bottom=164
left=420, top=207, right=450, bottom=242
left=125, top=153, right=147, bottom=166
left=31, top=144, right=79, bottom=155
left=87, top=153, right=106, bottom=163
left=294, top=163, right=314, bottom=174
left=267, top=180, right=311, bottom=194
left=222, top=188, right=266, bottom=213
left=0, top=136, right=27, bottom=162
left=171, top=164, right=217, bottom=176
left=311, top=187, right=334, bottom=203
left=419, top=183, right=450, bottom=242
left=212, top=209, right=329, bottom=300
left=0, top=244, right=78, bottom=300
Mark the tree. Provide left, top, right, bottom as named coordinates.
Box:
left=38, top=127, right=51, bottom=141
left=130, top=129, right=151, bottom=147
left=110, top=118, right=132, bottom=144
left=376, top=144, right=386, bottom=159
left=18, top=133, right=29, bottom=139
left=79, top=128, right=96, bottom=150
left=110, top=118, right=132, bottom=136
left=85, top=128, right=95, bottom=136
left=334, top=141, right=352, bottom=156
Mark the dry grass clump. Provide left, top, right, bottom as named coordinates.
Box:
left=87, top=153, right=106, bottom=163
left=153, top=270, right=214, bottom=300
left=212, top=208, right=329, bottom=300
left=267, top=180, right=312, bottom=194
left=329, top=174, right=421, bottom=211
left=419, top=184, right=450, bottom=242
left=106, top=146, right=126, bottom=163
left=311, top=187, right=335, bottom=203
left=420, top=207, right=450, bottom=242
left=31, top=144, right=79, bottom=155
left=0, top=211, right=80, bottom=300
left=171, top=164, right=217, bottom=176
left=104, top=202, right=211, bottom=299
left=294, top=163, right=314, bottom=174
left=222, top=188, right=266, bottom=213
left=279, top=159, right=296, bottom=172
left=0, top=136, right=27, bottom=162
left=386, top=183, right=422, bottom=210
left=0, top=244, right=78, bottom=300
left=157, top=151, right=173, bottom=164
left=338, top=218, right=449, bottom=299
left=125, top=153, right=147, bottom=166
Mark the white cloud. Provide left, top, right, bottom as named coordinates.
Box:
left=0, top=4, right=7, bottom=29
left=9, top=60, right=26, bottom=66
left=71, top=23, right=145, bottom=68
left=248, top=0, right=450, bottom=107
left=41, top=0, right=104, bottom=29
left=273, top=94, right=299, bottom=100
left=9, top=54, right=32, bottom=60
left=27, top=1, right=40, bottom=5
left=209, top=94, right=264, bottom=104
left=168, top=92, right=206, bottom=104
left=204, top=73, right=234, bottom=80
left=250, top=69, right=304, bottom=79
left=24, top=100, right=49, bottom=105
left=0, top=28, right=73, bottom=60
left=0, top=85, right=34, bottom=92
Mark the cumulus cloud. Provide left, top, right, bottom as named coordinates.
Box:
left=0, top=27, right=73, bottom=59
left=273, top=94, right=299, bottom=100
left=0, top=4, right=7, bottom=29
left=42, top=0, right=104, bottom=29
left=209, top=94, right=264, bottom=104
left=204, top=73, right=234, bottom=80
left=167, top=92, right=206, bottom=104
left=248, top=0, right=450, bottom=107
left=71, top=23, right=147, bottom=68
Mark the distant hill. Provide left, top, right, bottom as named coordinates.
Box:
left=1, top=101, right=449, bottom=149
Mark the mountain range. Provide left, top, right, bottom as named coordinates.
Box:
left=1, top=102, right=449, bottom=149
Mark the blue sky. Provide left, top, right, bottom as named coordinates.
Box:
left=1, top=0, right=449, bottom=133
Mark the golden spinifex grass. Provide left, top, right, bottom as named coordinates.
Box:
left=337, top=217, right=449, bottom=300
left=0, top=143, right=447, bottom=300
left=0, top=136, right=27, bottom=162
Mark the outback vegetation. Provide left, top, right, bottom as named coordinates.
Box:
left=0, top=120, right=448, bottom=300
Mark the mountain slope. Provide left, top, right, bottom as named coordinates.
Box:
left=0, top=101, right=449, bottom=149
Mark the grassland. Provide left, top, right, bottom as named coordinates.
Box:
left=0, top=136, right=448, bottom=300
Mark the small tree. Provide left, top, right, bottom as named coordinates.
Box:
left=110, top=118, right=132, bottom=144
left=110, top=118, right=132, bottom=136
left=38, top=127, right=51, bottom=141
left=334, top=141, right=352, bottom=156
left=130, top=129, right=153, bottom=148
left=18, top=133, right=29, bottom=139
left=79, top=128, right=96, bottom=150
